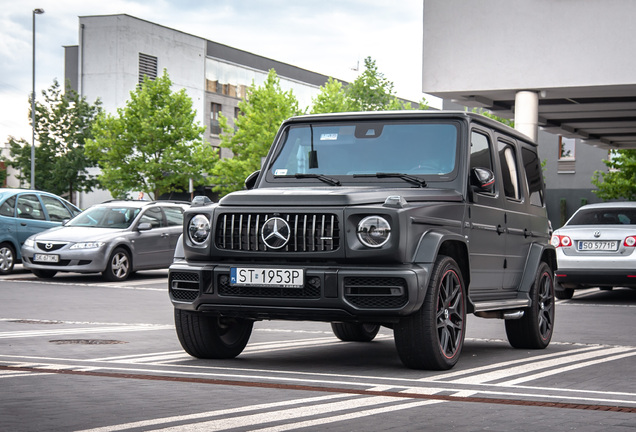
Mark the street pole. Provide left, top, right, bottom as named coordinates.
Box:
left=31, top=8, right=44, bottom=190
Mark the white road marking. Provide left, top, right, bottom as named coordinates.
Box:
left=0, top=324, right=172, bottom=339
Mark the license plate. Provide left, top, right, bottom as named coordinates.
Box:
left=33, top=254, right=60, bottom=263
left=230, top=267, right=304, bottom=288
left=577, top=241, right=618, bottom=251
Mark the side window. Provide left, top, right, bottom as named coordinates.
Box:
left=470, top=131, right=493, bottom=171
left=40, top=195, right=73, bottom=222
left=0, top=196, right=16, bottom=217
left=17, top=194, right=45, bottom=220
left=498, top=140, right=521, bottom=200
left=139, top=207, right=164, bottom=228
left=164, top=207, right=184, bottom=227
left=521, top=147, right=545, bottom=206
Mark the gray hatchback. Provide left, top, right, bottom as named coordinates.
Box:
left=21, top=200, right=187, bottom=281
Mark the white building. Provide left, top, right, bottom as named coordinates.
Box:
left=64, top=14, right=337, bottom=206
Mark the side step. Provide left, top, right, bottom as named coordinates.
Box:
left=472, top=299, right=530, bottom=320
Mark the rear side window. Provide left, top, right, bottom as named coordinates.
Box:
left=164, top=207, right=184, bottom=227
left=521, top=147, right=544, bottom=206
left=498, top=140, right=520, bottom=200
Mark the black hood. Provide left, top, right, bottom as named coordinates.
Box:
left=218, top=187, right=463, bottom=207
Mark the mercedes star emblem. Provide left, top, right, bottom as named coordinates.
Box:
left=262, top=217, right=291, bottom=249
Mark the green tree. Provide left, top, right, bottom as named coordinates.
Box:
left=591, top=150, right=636, bottom=200
left=6, top=80, right=102, bottom=202
left=310, top=77, right=352, bottom=114
left=311, top=57, right=427, bottom=114
left=211, top=69, right=301, bottom=196
left=86, top=71, right=216, bottom=200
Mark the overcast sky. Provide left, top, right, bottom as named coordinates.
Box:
left=1, top=0, right=438, bottom=147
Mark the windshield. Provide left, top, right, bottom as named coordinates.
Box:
left=67, top=206, right=140, bottom=228
left=567, top=208, right=636, bottom=225
left=269, top=121, right=458, bottom=178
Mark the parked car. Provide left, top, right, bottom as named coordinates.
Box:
left=21, top=200, right=188, bottom=281
left=551, top=201, right=636, bottom=299
left=0, top=188, right=81, bottom=275
left=169, top=111, right=556, bottom=370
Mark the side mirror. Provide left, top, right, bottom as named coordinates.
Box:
left=470, top=167, right=495, bottom=194
left=244, top=170, right=260, bottom=190
left=137, top=222, right=152, bottom=231
left=191, top=195, right=212, bottom=207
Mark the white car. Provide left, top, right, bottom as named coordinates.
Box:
left=551, top=201, right=636, bottom=299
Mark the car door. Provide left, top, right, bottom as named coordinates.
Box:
left=132, top=207, right=172, bottom=268
left=163, top=205, right=185, bottom=251
left=496, top=136, right=529, bottom=292
left=16, top=193, right=58, bottom=246
left=467, top=129, right=506, bottom=300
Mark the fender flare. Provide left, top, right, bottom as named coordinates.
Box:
left=412, top=229, right=468, bottom=264
left=518, top=242, right=557, bottom=293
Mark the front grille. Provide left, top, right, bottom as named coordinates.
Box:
left=36, top=242, right=66, bottom=252
left=218, top=274, right=321, bottom=298
left=344, top=277, right=408, bottom=309
left=170, top=272, right=200, bottom=302
left=215, top=213, right=340, bottom=252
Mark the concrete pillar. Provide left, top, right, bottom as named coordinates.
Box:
left=514, top=91, right=539, bottom=142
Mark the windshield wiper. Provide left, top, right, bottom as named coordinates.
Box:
left=274, top=173, right=341, bottom=186
left=353, top=172, right=427, bottom=187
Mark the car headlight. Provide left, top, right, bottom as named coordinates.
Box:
left=24, top=238, right=35, bottom=248
left=357, top=216, right=391, bottom=248
left=189, top=214, right=211, bottom=245
left=70, top=242, right=104, bottom=250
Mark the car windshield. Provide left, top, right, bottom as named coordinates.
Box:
left=567, top=208, right=636, bottom=225
left=268, top=121, right=458, bottom=178
left=67, top=206, right=140, bottom=228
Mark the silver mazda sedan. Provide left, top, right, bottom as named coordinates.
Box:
left=551, top=201, right=636, bottom=299
left=21, top=200, right=188, bottom=281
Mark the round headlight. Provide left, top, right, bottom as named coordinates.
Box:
left=357, top=216, right=391, bottom=248
left=188, top=214, right=211, bottom=245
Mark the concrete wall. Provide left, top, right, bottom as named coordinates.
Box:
left=422, top=0, right=636, bottom=93
left=78, top=15, right=206, bottom=125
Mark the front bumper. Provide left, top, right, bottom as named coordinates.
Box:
left=20, top=246, right=108, bottom=274
left=168, top=259, right=432, bottom=322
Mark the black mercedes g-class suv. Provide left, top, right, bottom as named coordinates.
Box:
left=169, top=111, right=556, bottom=370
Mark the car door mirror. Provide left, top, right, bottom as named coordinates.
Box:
left=470, top=167, right=495, bottom=194
left=244, top=170, right=260, bottom=190
left=137, top=222, right=152, bottom=231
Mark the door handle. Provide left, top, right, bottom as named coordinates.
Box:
left=497, top=224, right=505, bottom=235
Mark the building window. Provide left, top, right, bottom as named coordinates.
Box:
left=558, top=136, right=576, bottom=173
left=138, top=53, right=158, bottom=83
left=559, top=136, right=575, bottom=159
left=211, top=103, right=222, bottom=135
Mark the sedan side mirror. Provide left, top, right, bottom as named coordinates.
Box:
left=137, top=222, right=152, bottom=231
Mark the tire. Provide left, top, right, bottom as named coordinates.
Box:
left=102, top=247, right=131, bottom=282
left=394, top=255, right=466, bottom=370
left=32, top=269, right=57, bottom=279
left=555, top=287, right=574, bottom=300
left=0, top=242, right=16, bottom=275
left=331, top=322, right=380, bottom=342
left=174, top=308, right=253, bottom=359
left=506, top=261, right=555, bottom=349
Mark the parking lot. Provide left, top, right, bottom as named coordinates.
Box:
left=1, top=267, right=635, bottom=431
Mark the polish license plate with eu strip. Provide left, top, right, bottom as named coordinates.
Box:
left=230, top=267, right=304, bottom=288
left=33, top=254, right=60, bottom=263
left=577, top=241, right=619, bottom=251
